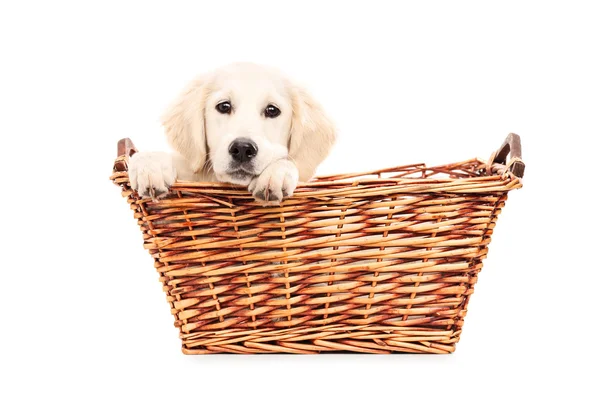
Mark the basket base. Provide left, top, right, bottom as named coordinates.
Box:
left=180, top=325, right=460, bottom=354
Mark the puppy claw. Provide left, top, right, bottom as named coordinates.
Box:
left=254, top=189, right=267, bottom=202
left=254, top=188, right=281, bottom=203
left=140, top=186, right=168, bottom=201
left=253, top=190, right=281, bottom=205
left=153, top=187, right=168, bottom=199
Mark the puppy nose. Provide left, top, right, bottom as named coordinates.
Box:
left=228, top=139, right=258, bottom=163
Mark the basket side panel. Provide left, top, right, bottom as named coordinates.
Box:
left=138, top=190, right=506, bottom=353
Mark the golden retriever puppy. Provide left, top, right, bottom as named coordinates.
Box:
left=129, top=62, right=337, bottom=203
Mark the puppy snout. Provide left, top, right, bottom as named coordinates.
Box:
left=229, top=138, right=258, bottom=163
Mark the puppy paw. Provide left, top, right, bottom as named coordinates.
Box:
left=128, top=152, right=177, bottom=200
left=248, top=159, right=298, bottom=204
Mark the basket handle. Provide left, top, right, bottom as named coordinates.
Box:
left=489, top=133, right=525, bottom=178
left=114, top=138, right=138, bottom=172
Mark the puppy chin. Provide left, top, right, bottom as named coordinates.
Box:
left=215, top=171, right=254, bottom=186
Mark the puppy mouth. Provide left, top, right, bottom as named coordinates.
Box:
left=218, top=164, right=257, bottom=185
left=229, top=170, right=254, bottom=180
left=228, top=162, right=257, bottom=175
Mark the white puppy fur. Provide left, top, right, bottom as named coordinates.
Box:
left=129, top=62, right=337, bottom=203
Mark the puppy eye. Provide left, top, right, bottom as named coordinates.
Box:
left=264, top=104, right=281, bottom=118
left=216, top=101, right=232, bottom=114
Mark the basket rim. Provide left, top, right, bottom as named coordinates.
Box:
left=111, top=156, right=522, bottom=196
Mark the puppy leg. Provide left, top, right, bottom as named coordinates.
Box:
left=128, top=152, right=177, bottom=199
left=248, top=159, right=299, bottom=204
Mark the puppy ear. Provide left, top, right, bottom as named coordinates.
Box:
left=289, top=85, right=337, bottom=181
left=161, top=76, right=210, bottom=172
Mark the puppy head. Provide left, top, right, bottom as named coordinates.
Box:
left=162, top=62, right=336, bottom=185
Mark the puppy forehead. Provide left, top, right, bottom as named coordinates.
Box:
left=210, top=66, right=289, bottom=105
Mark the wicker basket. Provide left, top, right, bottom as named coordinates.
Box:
left=111, top=133, right=525, bottom=354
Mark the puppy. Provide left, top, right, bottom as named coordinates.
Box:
left=129, top=62, right=337, bottom=203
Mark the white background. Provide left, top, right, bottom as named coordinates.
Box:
left=1, top=1, right=598, bottom=399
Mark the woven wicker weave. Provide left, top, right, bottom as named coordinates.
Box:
left=111, top=133, right=525, bottom=354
